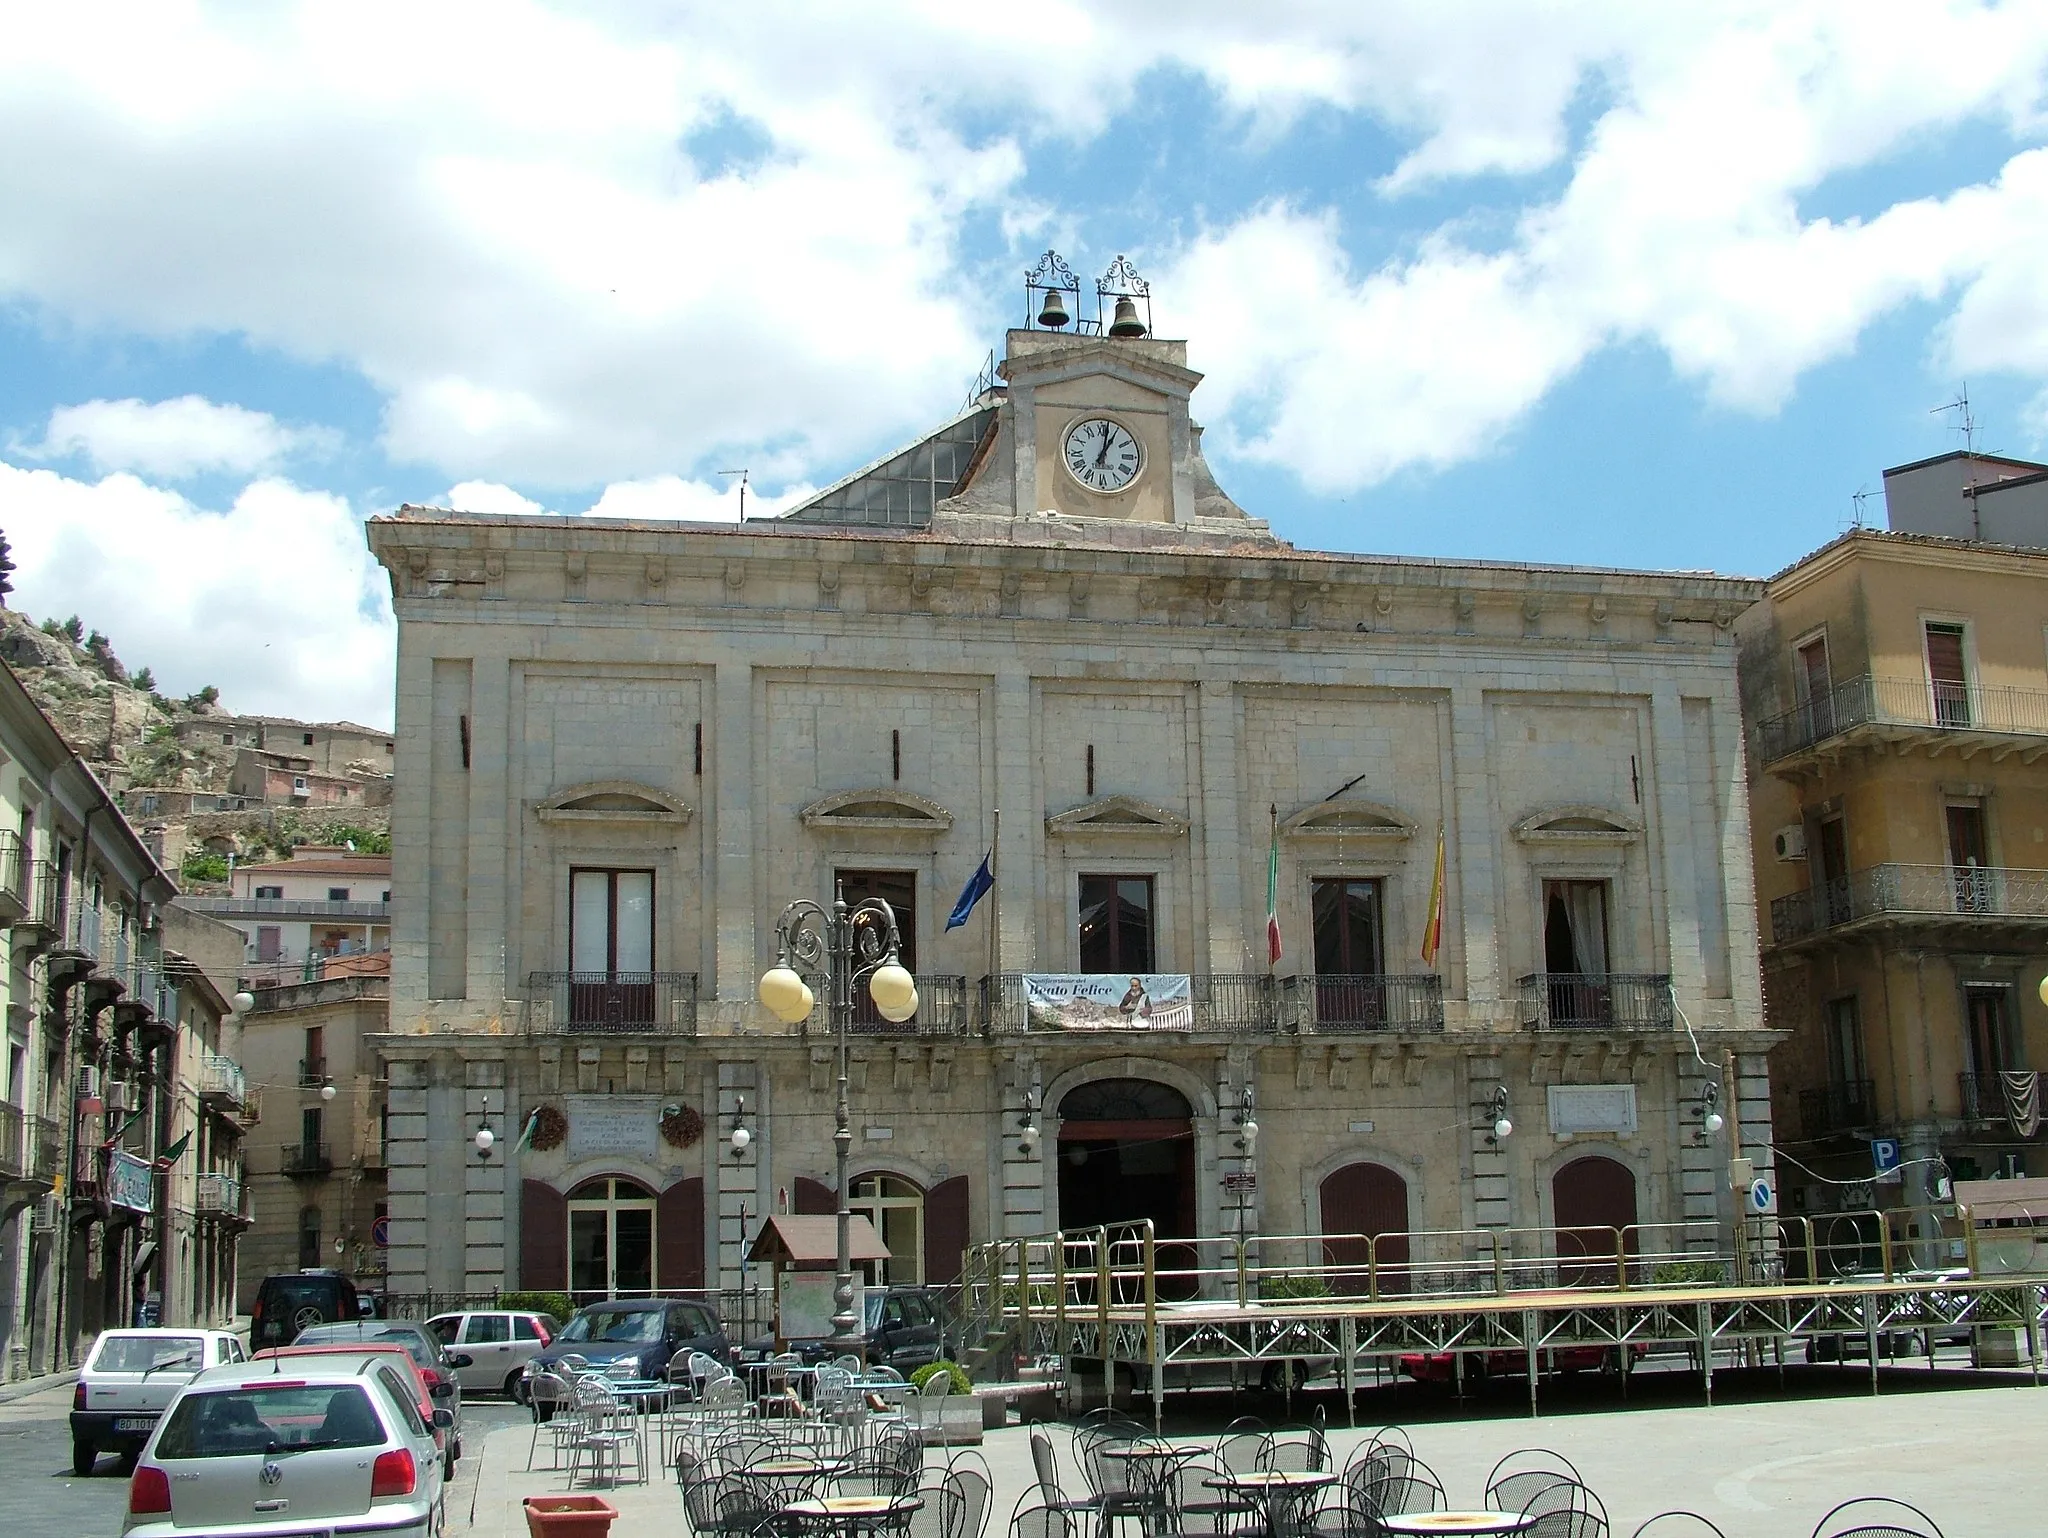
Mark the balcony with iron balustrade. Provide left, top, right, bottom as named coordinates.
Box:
left=1770, top=864, right=2048, bottom=948
left=0, top=831, right=24, bottom=928
left=1959, top=1070, right=2043, bottom=1127
left=1515, top=973, right=1675, bottom=1031
left=282, top=1142, right=332, bottom=1178
left=1756, top=672, right=2048, bottom=774
left=1798, top=1078, right=1879, bottom=1138
left=195, top=1171, right=250, bottom=1224
left=524, top=972, right=698, bottom=1035
left=197, top=1053, right=247, bottom=1111
left=979, top=972, right=1291, bottom=1035
left=1294, top=974, right=1446, bottom=1033
left=790, top=973, right=973, bottom=1038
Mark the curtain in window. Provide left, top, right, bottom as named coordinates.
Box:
left=1563, top=883, right=1608, bottom=974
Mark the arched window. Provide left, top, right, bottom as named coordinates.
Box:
left=567, top=1177, right=656, bottom=1299
left=849, top=1174, right=924, bottom=1285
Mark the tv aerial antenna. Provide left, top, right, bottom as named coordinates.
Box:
left=1933, top=384, right=1978, bottom=456
left=718, top=468, right=749, bottom=522
left=1849, top=484, right=1873, bottom=530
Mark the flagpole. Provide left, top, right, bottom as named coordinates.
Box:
left=988, top=807, right=1001, bottom=986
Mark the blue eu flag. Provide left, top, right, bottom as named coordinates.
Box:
left=946, top=851, right=995, bottom=930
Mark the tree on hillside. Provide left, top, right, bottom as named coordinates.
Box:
left=60, top=615, right=83, bottom=643
left=133, top=668, right=155, bottom=692
left=183, top=685, right=219, bottom=709
left=0, top=531, right=14, bottom=600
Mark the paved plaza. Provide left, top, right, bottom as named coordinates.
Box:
left=0, top=1368, right=2041, bottom=1537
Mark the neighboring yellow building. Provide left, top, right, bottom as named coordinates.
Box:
left=1739, top=450, right=2048, bottom=1227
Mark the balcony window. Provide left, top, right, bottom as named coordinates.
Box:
left=1926, top=622, right=1971, bottom=727
left=1541, top=878, right=1611, bottom=1025
left=568, top=1177, right=655, bottom=1298
left=1965, top=985, right=2016, bottom=1077
left=1946, top=804, right=1991, bottom=912
left=1311, top=877, right=1388, bottom=1027
left=328, top=887, right=350, bottom=902
left=256, top=926, right=281, bottom=962
left=836, top=869, right=917, bottom=1027
left=1826, top=996, right=1867, bottom=1085
left=1078, top=874, right=1154, bottom=972
left=1796, top=633, right=1834, bottom=739
left=255, top=886, right=283, bottom=900
left=569, top=868, right=654, bottom=1029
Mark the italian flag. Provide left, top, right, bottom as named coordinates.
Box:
left=1265, top=808, right=1283, bottom=967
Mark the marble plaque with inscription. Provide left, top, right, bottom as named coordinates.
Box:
left=566, top=1094, right=662, bottom=1157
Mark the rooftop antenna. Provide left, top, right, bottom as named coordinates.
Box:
left=718, top=468, right=749, bottom=522
left=1933, top=385, right=1981, bottom=536
left=1849, top=484, right=1873, bottom=530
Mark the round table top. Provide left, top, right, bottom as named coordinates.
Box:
left=1382, top=1513, right=1536, bottom=1535
left=1103, top=1443, right=1207, bottom=1461
left=1208, top=1471, right=1337, bottom=1489
left=785, top=1495, right=924, bottom=1518
left=752, top=1458, right=839, bottom=1476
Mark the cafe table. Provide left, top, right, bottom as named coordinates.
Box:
left=783, top=1492, right=923, bottom=1538
left=607, top=1380, right=674, bottom=1480
left=1205, top=1469, right=1335, bottom=1537
left=1381, top=1515, right=1537, bottom=1536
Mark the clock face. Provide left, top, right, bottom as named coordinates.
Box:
left=1063, top=417, right=1142, bottom=493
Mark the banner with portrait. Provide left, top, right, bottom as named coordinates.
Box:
left=1021, top=974, right=1193, bottom=1031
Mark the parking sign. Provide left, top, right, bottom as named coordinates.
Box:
left=1871, top=1137, right=1903, bottom=1181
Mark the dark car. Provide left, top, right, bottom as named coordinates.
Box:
left=748, top=1284, right=948, bottom=1372
left=249, top=1269, right=363, bottom=1349
left=526, top=1298, right=732, bottom=1391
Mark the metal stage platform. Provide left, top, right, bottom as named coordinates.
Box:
left=961, top=1216, right=2048, bottom=1424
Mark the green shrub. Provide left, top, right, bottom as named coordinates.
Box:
left=911, top=1360, right=973, bottom=1395
left=1649, top=1260, right=1725, bottom=1288
left=1258, top=1274, right=1332, bottom=1301
left=496, top=1290, right=572, bottom=1325
left=181, top=852, right=230, bottom=884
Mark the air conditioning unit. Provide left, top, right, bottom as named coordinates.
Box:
left=75, top=1065, right=101, bottom=1101
left=1772, top=825, right=1807, bottom=862
left=104, top=1081, right=131, bottom=1116
left=33, top=1193, right=63, bottom=1230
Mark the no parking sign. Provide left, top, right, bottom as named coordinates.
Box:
left=1747, top=1176, right=1776, bottom=1214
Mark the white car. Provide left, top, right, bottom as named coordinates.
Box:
left=72, top=1328, right=246, bottom=1476
left=123, top=1358, right=447, bottom=1538
left=425, top=1309, right=559, bottom=1401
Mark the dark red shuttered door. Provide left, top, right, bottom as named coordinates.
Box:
left=1552, top=1155, right=1638, bottom=1286
left=793, top=1178, right=835, bottom=1216
left=657, top=1177, right=706, bottom=1291
left=521, top=1180, right=567, bottom=1291
left=924, top=1176, right=970, bottom=1285
left=1318, top=1163, right=1410, bottom=1294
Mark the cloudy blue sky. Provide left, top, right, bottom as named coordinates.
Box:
left=5, top=2, right=2048, bottom=728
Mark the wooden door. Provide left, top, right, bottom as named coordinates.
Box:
left=1552, top=1155, right=1637, bottom=1287
left=1319, top=1163, right=1410, bottom=1295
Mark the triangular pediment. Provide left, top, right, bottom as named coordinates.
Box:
left=1513, top=804, right=1640, bottom=843
left=1046, top=794, right=1189, bottom=838
left=1280, top=799, right=1414, bottom=841
left=536, top=780, right=692, bottom=825
left=800, top=788, right=953, bottom=833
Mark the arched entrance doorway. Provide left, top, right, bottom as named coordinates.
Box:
left=1552, top=1155, right=1637, bottom=1287
left=1318, top=1162, right=1410, bottom=1295
left=568, top=1177, right=655, bottom=1300
left=1056, top=1078, right=1196, bottom=1298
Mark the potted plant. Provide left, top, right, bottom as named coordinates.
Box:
left=524, top=1494, right=619, bottom=1537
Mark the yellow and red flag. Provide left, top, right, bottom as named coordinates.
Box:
left=1421, top=820, right=1445, bottom=968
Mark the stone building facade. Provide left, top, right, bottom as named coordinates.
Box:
left=368, top=318, right=1775, bottom=1305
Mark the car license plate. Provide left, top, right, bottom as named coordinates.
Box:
left=113, top=1417, right=156, bottom=1432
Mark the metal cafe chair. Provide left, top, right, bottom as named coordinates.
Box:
left=1808, top=1499, right=1944, bottom=1538
left=1630, top=1517, right=1728, bottom=1538
left=1486, top=1451, right=1586, bottom=1513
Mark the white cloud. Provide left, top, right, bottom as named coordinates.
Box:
left=0, top=460, right=394, bottom=728
left=578, top=476, right=816, bottom=523
left=444, top=480, right=547, bottom=518
left=31, top=395, right=335, bottom=479
left=0, top=2, right=2045, bottom=507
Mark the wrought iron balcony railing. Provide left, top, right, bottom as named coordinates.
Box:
left=1756, top=672, right=2048, bottom=763
left=195, top=1172, right=246, bottom=1218
left=1959, top=1070, right=2042, bottom=1126
left=1516, top=973, right=1675, bottom=1030
left=282, top=1142, right=332, bottom=1177
left=183, top=895, right=392, bottom=921
left=525, top=972, right=699, bottom=1035
left=298, top=1057, right=327, bottom=1088
left=1770, top=863, right=2048, bottom=944
left=197, top=1054, right=246, bottom=1106
left=1799, top=1078, right=1878, bottom=1137
left=979, top=972, right=1287, bottom=1034
left=795, top=973, right=974, bottom=1037
left=24, top=860, right=60, bottom=932
left=1296, top=973, right=1446, bottom=1033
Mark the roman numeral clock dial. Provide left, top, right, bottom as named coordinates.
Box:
left=1062, top=417, right=1142, bottom=493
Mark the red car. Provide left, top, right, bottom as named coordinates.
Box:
left=1398, top=1344, right=1642, bottom=1382
left=251, top=1342, right=451, bottom=1469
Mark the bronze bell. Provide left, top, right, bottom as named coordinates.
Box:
left=1036, top=287, right=1071, bottom=328
left=1107, top=295, right=1146, bottom=337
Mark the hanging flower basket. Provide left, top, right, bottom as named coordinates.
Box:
left=661, top=1103, right=703, bottom=1149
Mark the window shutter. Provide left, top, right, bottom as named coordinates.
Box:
left=520, top=1180, right=567, bottom=1291
left=657, top=1176, right=705, bottom=1291
left=924, top=1175, right=970, bottom=1285
left=793, top=1177, right=835, bottom=1215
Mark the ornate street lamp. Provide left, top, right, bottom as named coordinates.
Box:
left=758, top=890, right=917, bottom=1355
